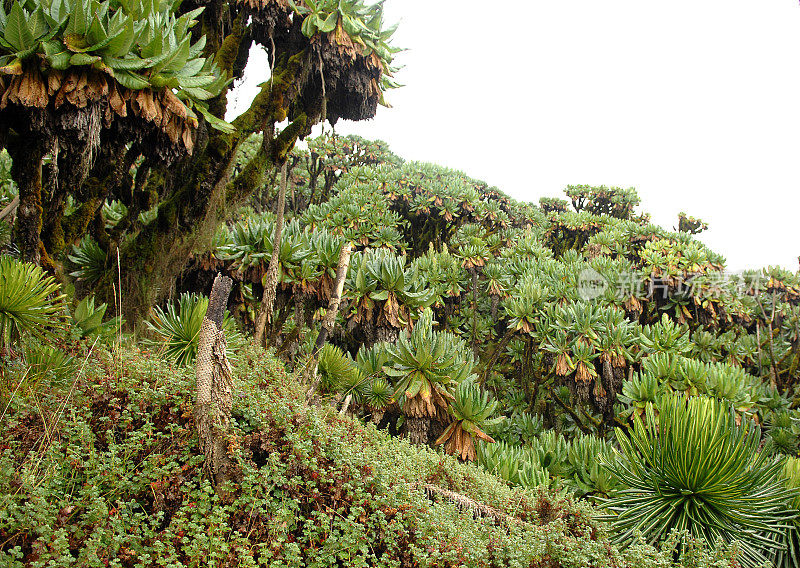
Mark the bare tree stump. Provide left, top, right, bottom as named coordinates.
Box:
left=195, top=273, right=237, bottom=499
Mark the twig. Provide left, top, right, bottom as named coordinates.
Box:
left=0, top=194, right=18, bottom=222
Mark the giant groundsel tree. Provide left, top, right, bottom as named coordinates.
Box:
left=0, top=0, right=399, bottom=325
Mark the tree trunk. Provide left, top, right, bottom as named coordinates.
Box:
left=405, top=416, right=430, bottom=445
left=254, top=160, right=288, bottom=346
left=194, top=273, right=237, bottom=500
left=375, top=326, right=399, bottom=344
left=11, top=138, right=45, bottom=264
left=306, top=242, right=353, bottom=400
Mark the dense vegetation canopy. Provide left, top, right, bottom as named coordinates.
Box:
left=1, top=2, right=800, bottom=566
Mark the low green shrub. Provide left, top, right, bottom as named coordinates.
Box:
left=0, top=346, right=738, bottom=567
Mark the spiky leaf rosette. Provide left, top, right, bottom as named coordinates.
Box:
left=68, top=236, right=109, bottom=286
left=601, top=394, right=795, bottom=567
left=144, top=292, right=242, bottom=366
left=777, top=457, right=800, bottom=568
left=362, top=376, right=392, bottom=411
left=435, top=381, right=500, bottom=462
left=0, top=255, right=66, bottom=348
left=0, top=0, right=230, bottom=154
left=384, top=308, right=474, bottom=421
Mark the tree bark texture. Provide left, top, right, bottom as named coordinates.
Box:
left=305, top=242, right=353, bottom=400
left=194, top=273, right=237, bottom=499
left=254, top=160, right=288, bottom=346
left=405, top=416, right=430, bottom=445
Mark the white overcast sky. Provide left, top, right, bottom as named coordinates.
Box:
left=229, top=1, right=800, bottom=272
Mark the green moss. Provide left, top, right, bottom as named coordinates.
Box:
left=232, top=50, right=309, bottom=140
left=274, top=113, right=307, bottom=163
left=214, top=14, right=245, bottom=77
left=226, top=146, right=269, bottom=204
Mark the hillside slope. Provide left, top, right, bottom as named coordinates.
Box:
left=0, top=345, right=735, bottom=567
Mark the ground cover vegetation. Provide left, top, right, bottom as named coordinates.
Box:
left=3, top=129, right=800, bottom=565
left=1, top=1, right=800, bottom=565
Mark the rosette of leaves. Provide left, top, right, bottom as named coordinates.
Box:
left=362, top=376, right=392, bottom=424
left=485, top=411, right=544, bottom=446
left=564, top=434, right=620, bottom=500
left=68, top=235, right=109, bottom=286
left=504, top=276, right=547, bottom=333
left=384, top=308, right=475, bottom=443
left=17, top=339, right=76, bottom=390
left=0, top=255, right=66, bottom=348
left=638, top=313, right=691, bottom=356
left=766, top=411, right=800, bottom=457
left=601, top=394, right=795, bottom=567
left=317, top=343, right=360, bottom=395
left=476, top=440, right=552, bottom=490
left=704, top=362, right=756, bottom=414
left=673, top=356, right=707, bottom=395
left=689, top=329, right=722, bottom=363
left=216, top=214, right=273, bottom=271
left=10, top=336, right=78, bottom=395
left=101, top=199, right=127, bottom=229
left=616, top=372, right=663, bottom=421
left=366, top=249, right=430, bottom=330
left=144, top=292, right=242, bottom=366
left=435, top=381, right=501, bottom=462
left=346, top=249, right=434, bottom=343
left=70, top=295, right=120, bottom=340
left=528, top=430, right=570, bottom=478
left=0, top=0, right=230, bottom=152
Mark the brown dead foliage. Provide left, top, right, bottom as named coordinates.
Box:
left=0, top=66, right=198, bottom=154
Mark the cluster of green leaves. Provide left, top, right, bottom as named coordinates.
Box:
left=143, top=292, right=242, bottom=366
left=477, top=429, right=620, bottom=501
left=0, top=255, right=66, bottom=348
left=601, top=395, right=795, bottom=568
left=289, top=0, right=401, bottom=99
left=384, top=308, right=474, bottom=416
left=0, top=0, right=227, bottom=107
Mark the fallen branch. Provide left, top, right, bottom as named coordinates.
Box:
left=419, top=483, right=522, bottom=526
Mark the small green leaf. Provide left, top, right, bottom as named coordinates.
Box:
left=102, top=54, right=152, bottom=70
left=113, top=69, right=150, bottom=90
left=176, top=73, right=214, bottom=88
left=194, top=103, right=235, bottom=133
left=69, top=52, right=100, bottom=65
left=65, top=0, right=89, bottom=37
left=318, top=11, right=337, bottom=33
left=301, top=15, right=316, bottom=37
left=5, top=2, right=35, bottom=53
left=180, top=85, right=214, bottom=100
